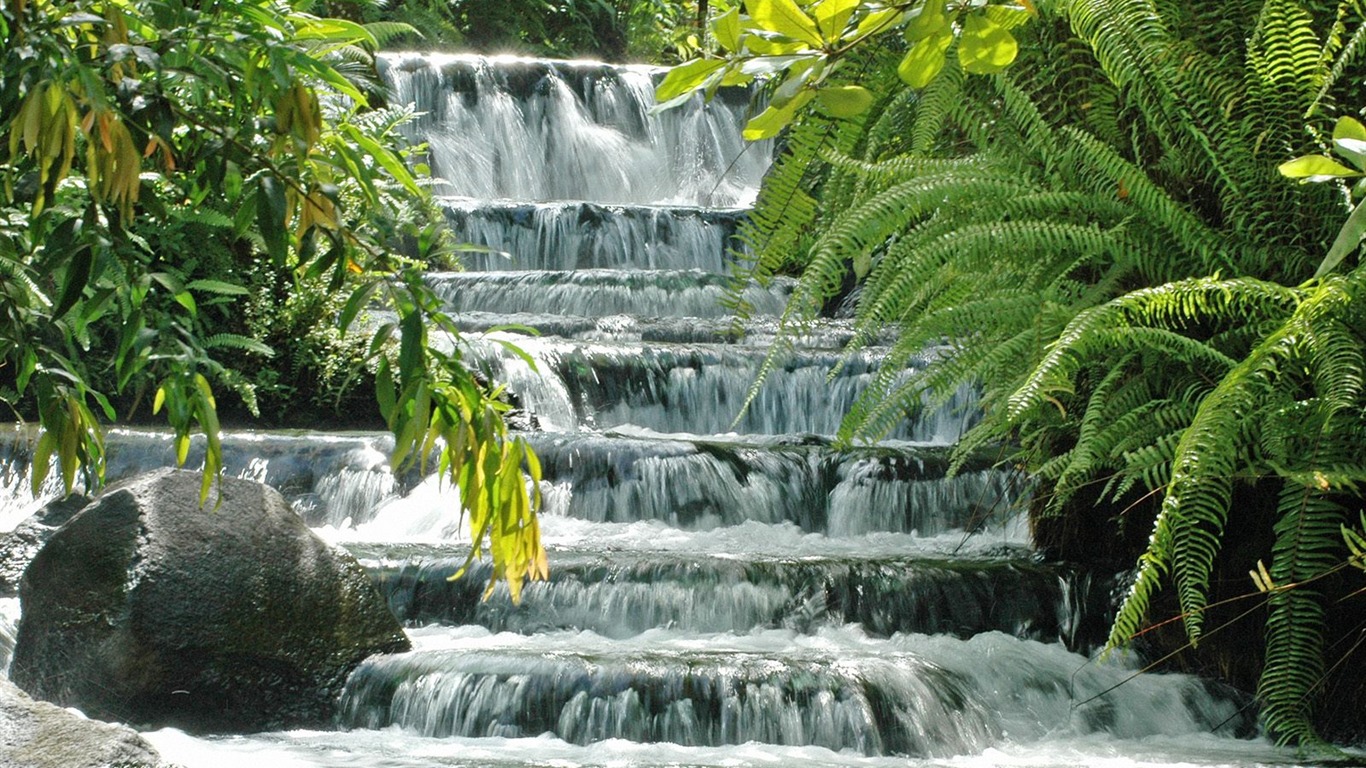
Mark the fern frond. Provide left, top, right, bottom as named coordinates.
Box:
left=203, top=333, right=275, bottom=356
left=1258, top=482, right=1341, bottom=745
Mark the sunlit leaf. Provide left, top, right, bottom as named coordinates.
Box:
left=747, top=0, right=824, bottom=46
left=1332, top=137, right=1366, bottom=170
left=656, top=58, right=727, bottom=104
left=897, top=28, right=952, bottom=88
left=1333, top=116, right=1366, bottom=143
left=1316, top=197, right=1366, bottom=277
left=816, top=85, right=873, bottom=117
left=853, top=7, right=899, bottom=39
left=903, top=0, right=946, bottom=41
left=812, top=0, right=859, bottom=42
left=743, top=91, right=814, bottom=140
left=1278, top=155, right=1361, bottom=180
left=713, top=7, right=743, bottom=51
left=959, top=13, right=1018, bottom=74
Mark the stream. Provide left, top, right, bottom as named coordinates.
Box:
left=0, top=51, right=1351, bottom=767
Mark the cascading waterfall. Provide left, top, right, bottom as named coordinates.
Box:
left=0, top=50, right=1338, bottom=768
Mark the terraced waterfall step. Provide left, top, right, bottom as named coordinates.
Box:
left=0, top=47, right=1309, bottom=768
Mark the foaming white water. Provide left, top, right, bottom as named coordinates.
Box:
left=0, top=597, right=18, bottom=676
left=533, top=517, right=1029, bottom=559
left=428, top=270, right=792, bottom=319
left=458, top=333, right=977, bottom=441
left=441, top=198, right=744, bottom=272
left=380, top=53, right=769, bottom=207
left=329, top=627, right=1256, bottom=759
left=143, top=727, right=1329, bottom=768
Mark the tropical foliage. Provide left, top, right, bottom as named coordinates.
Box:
left=0, top=0, right=546, bottom=599
left=335, top=0, right=700, bottom=62
left=663, top=0, right=1366, bottom=745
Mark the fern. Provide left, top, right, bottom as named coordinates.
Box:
left=728, top=0, right=1366, bottom=743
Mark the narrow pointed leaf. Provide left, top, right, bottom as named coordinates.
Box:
left=1316, top=198, right=1366, bottom=276
left=1279, top=155, right=1360, bottom=179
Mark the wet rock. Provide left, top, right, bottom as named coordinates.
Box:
left=0, top=493, right=90, bottom=597
left=0, top=678, right=162, bottom=768
left=11, top=468, right=410, bottom=733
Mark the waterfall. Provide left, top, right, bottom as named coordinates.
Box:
left=0, top=49, right=1317, bottom=768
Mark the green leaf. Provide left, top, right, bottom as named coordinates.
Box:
left=185, top=279, right=249, bottom=296
left=655, top=58, right=727, bottom=104
left=31, top=431, right=54, bottom=497
left=816, top=85, right=874, bottom=117
left=959, top=13, right=1018, bottom=74
left=739, top=54, right=813, bottom=77
left=747, top=0, right=824, bottom=46
left=53, top=245, right=92, bottom=320
left=897, top=28, right=952, bottom=88
left=1316, top=197, right=1366, bottom=277
left=1278, top=155, right=1362, bottom=180
left=772, top=58, right=819, bottom=104
left=713, top=7, right=743, bottom=51
left=812, top=0, right=859, bottom=42
left=853, top=7, right=899, bottom=39
left=1333, top=116, right=1366, bottom=143
left=1331, top=137, right=1366, bottom=170
left=375, top=356, right=396, bottom=420
left=339, top=281, right=380, bottom=332
left=398, top=307, right=425, bottom=386
left=291, top=14, right=378, bottom=48
left=342, top=124, right=423, bottom=196
left=852, top=251, right=872, bottom=279
left=743, top=91, right=814, bottom=140
left=258, top=176, right=289, bottom=266
left=984, top=3, right=1034, bottom=30
left=904, top=0, right=947, bottom=42
left=742, top=30, right=811, bottom=55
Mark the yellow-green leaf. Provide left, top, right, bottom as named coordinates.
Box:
left=655, top=58, right=727, bottom=104
left=743, top=91, right=814, bottom=140
left=853, top=7, right=899, bottom=39
left=816, top=85, right=873, bottom=117
left=959, top=13, right=1018, bottom=74
left=1278, top=154, right=1361, bottom=179
left=713, top=7, right=742, bottom=51
left=748, top=0, right=824, bottom=46
left=1333, top=116, right=1366, bottom=143
left=1317, top=197, right=1366, bottom=277
left=904, top=0, right=947, bottom=42
left=1333, top=137, right=1366, bottom=169
left=852, top=251, right=872, bottom=280
left=897, top=28, right=952, bottom=88
left=31, top=431, right=54, bottom=497
left=742, top=30, right=812, bottom=55
left=984, top=3, right=1034, bottom=30
left=291, top=15, right=378, bottom=48
left=812, top=0, right=859, bottom=42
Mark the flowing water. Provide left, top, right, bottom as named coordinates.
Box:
left=0, top=52, right=1350, bottom=767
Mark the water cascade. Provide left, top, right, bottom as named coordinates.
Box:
left=0, top=51, right=1337, bottom=768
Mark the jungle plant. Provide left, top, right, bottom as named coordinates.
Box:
left=661, top=0, right=1366, bottom=744
left=0, top=0, right=546, bottom=599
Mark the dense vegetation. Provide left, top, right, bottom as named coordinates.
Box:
left=0, top=0, right=546, bottom=599
left=662, top=0, right=1366, bottom=747
left=324, top=0, right=704, bottom=61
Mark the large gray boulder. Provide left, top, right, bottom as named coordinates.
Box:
left=11, top=468, right=409, bottom=733
left=0, top=493, right=90, bottom=597
left=0, top=678, right=162, bottom=768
